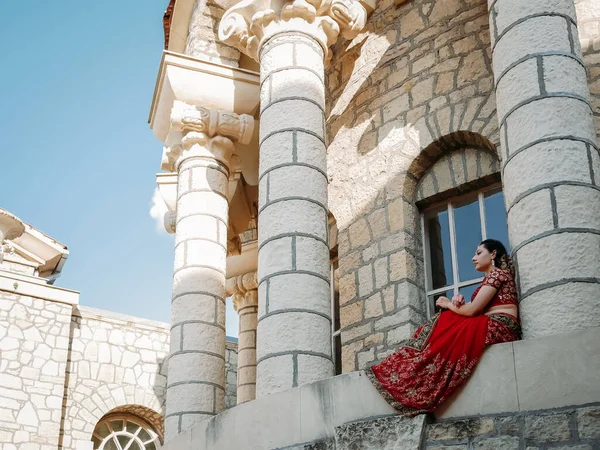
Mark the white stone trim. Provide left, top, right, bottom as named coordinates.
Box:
left=0, top=270, right=79, bottom=305
left=73, top=305, right=170, bottom=332
left=149, top=51, right=260, bottom=143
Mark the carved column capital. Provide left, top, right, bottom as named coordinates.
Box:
left=226, top=271, right=258, bottom=297
left=232, top=290, right=259, bottom=312
left=161, top=101, right=255, bottom=172
left=218, top=0, right=371, bottom=63
left=227, top=271, right=259, bottom=312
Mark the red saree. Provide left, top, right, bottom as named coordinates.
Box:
left=367, top=311, right=521, bottom=416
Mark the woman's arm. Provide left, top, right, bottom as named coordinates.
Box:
left=436, top=285, right=498, bottom=317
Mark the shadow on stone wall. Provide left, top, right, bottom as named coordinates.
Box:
left=58, top=306, right=82, bottom=449
left=321, top=0, right=507, bottom=372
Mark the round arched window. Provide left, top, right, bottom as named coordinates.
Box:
left=92, top=416, right=160, bottom=450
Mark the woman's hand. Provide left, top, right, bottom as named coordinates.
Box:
left=452, top=294, right=465, bottom=308
left=435, top=296, right=452, bottom=309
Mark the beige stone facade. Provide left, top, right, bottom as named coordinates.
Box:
left=4, top=0, right=600, bottom=448
left=152, top=0, right=600, bottom=448
left=0, top=211, right=239, bottom=450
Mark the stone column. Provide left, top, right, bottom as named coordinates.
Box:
left=219, top=0, right=372, bottom=396
left=227, top=272, right=259, bottom=404
left=489, top=0, right=600, bottom=338
left=162, top=101, right=254, bottom=439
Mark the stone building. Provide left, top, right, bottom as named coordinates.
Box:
left=0, top=210, right=238, bottom=450
left=2, top=0, right=600, bottom=448
left=150, top=0, right=600, bottom=448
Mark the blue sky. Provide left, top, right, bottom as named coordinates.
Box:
left=0, top=1, right=239, bottom=337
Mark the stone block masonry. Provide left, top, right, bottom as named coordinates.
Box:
left=0, top=291, right=72, bottom=450
left=0, top=286, right=239, bottom=450
left=423, top=404, right=600, bottom=449
left=184, top=0, right=241, bottom=67
left=326, top=0, right=500, bottom=373
left=225, top=340, right=238, bottom=408
left=59, top=306, right=170, bottom=449
left=257, top=33, right=333, bottom=396
left=576, top=0, right=600, bottom=143
left=325, top=0, right=600, bottom=371
left=489, top=0, right=600, bottom=339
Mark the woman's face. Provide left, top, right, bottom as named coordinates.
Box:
left=472, top=245, right=495, bottom=272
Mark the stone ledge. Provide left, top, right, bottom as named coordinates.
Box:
left=161, top=326, right=600, bottom=450
left=74, top=305, right=170, bottom=331
left=0, top=270, right=79, bottom=305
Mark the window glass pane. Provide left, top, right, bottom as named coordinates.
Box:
left=427, top=210, right=453, bottom=289
left=110, top=420, right=124, bottom=432
left=103, top=438, right=119, bottom=450
left=138, top=429, right=151, bottom=442
left=334, top=334, right=342, bottom=375
left=459, top=283, right=480, bottom=303
left=428, top=291, right=452, bottom=315
left=484, top=190, right=510, bottom=251
left=118, top=435, right=132, bottom=447
left=130, top=442, right=145, bottom=450
left=125, top=421, right=139, bottom=435
left=145, top=443, right=156, bottom=450
left=453, top=197, right=482, bottom=282
left=96, top=423, right=111, bottom=439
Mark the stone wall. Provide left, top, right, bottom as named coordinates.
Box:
left=576, top=0, right=600, bottom=142
left=184, top=0, right=240, bottom=67
left=325, top=0, right=500, bottom=373
left=0, top=285, right=240, bottom=449
left=0, top=291, right=72, bottom=450
left=281, top=404, right=600, bottom=450
left=424, top=404, right=600, bottom=449
left=0, top=252, right=37, bottom=277
left=225, top=340, right=238, bottom=408
left=59, top=306, right=169, bottom=449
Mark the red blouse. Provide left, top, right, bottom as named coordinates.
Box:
left=471, top=268, right=518, bottom=308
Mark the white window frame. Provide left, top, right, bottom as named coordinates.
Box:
left=93, top=415, right=160, bottom=450
left=421, top=184, right=503, bottom=318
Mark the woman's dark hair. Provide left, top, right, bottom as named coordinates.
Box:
left=480, top=239, right=515, bottom=277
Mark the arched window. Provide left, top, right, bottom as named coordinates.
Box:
left=416, top=146, right=509, bottom=317
left=91, top=416, right=161, bottom=450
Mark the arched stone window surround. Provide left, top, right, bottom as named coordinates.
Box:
left=399, top=131, right=505, bottom=316
left=91, top=405, right=164, bottom=449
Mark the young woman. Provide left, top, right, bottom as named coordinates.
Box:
left=367, top=239, right=521, bottom=416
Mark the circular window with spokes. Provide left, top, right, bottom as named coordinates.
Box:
left=92, top=416, right=161, bottom=450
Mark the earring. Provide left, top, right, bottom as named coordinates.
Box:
left=491, top=259, right=495, bottom=266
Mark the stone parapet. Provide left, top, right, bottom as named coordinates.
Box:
left=160, top=326, right=600, bottom=450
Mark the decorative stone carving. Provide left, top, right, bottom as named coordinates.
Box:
left=163, top=211, right=177, bottom=234
left=226, top=271, right=258, bottom=299
left=0, top=209, right=25, bottom=263
left=161, top=101, right=254, bottom=172
left=219, top=0, right=371, bottom=62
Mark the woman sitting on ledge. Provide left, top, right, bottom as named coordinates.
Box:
left=367, top=239, right=521, bottom=416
